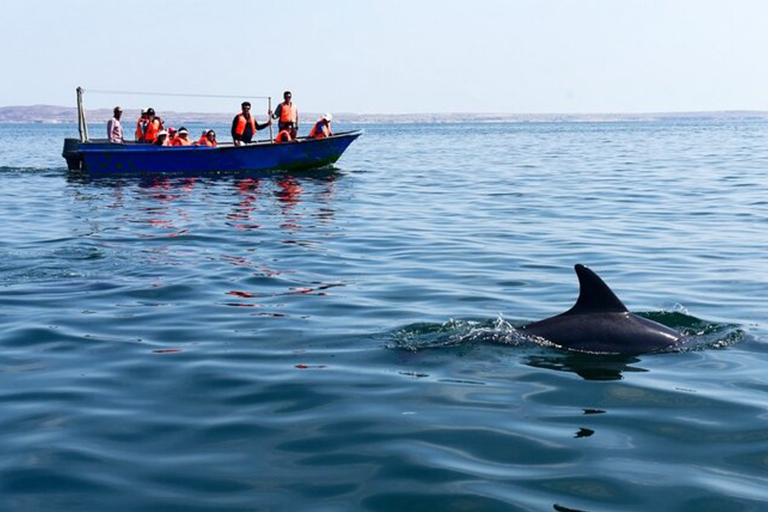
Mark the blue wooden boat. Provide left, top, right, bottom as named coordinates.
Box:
left=62, top=87, right=362, bottom=174
left=62, top=132, right=362, bottom=174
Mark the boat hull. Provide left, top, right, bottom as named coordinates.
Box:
left=63, top=131, right=362, bottom=175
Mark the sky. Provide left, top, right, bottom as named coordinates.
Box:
left=1, top=0, right=767, bottom=114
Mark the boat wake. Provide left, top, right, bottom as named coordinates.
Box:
left=0, top=166, right=64, bottom=174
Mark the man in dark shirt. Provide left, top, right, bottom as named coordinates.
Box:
left=231, top=102, right=271, bottom=146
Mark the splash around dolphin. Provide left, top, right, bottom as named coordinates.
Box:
left=520, top=264, right=683, bottom=355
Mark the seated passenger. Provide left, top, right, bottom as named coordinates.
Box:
left=196, top=130, right=208, bottom=145
left=171, top=127, right=192, bottom=146
left=196, top=130, right=218, bottom=147
left=274, top=128, right=293, bottom=143
left=153, top=130, right=170, bottom=146
left=308, top=114, right=333, bottom=139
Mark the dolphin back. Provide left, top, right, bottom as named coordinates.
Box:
left=521, top=264, right=682, bottom=354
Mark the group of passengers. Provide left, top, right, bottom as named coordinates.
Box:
left=134, top=109, right=218, bottom=147
left=231, top=91, right=333, bottom=145
left=107, top=91, right=334, bottom=146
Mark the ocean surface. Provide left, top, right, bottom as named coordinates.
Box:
left=1, top=121, right=767, bottom=512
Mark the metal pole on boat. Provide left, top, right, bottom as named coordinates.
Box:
left=76, top=87, right=85, bottom=142
left=77, top=87, right=90, bottom=142
left=268, top=96, right=273, bottom=142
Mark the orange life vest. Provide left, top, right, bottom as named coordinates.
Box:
left=234, top=113, right=257, bottom=136
left=144, top=118, right=163, bottom=143
left=309, top=121, right=330, bottom=139
left=172, top=137, right=192, bottom=146
left=279, top=102, right=297, bottom=123
left=197, top=138, right=217, bottom=147
left=274, top=129, right=292, bottom=143
left=135, top=117, right=147, bottom=142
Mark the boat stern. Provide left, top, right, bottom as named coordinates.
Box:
left=62, top=138, right=82, bottom=170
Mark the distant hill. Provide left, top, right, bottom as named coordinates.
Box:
left=2, top=104, right=768, bottom=124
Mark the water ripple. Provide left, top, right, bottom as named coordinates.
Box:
left=1, top=121, right=768, bottom=511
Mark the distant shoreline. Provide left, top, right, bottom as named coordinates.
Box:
left=2, top=105, right=768, bottom=124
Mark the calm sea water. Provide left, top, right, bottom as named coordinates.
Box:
left=1, top=121, right=767, bottom=512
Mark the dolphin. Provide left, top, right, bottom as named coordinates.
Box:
left=520, top=264, right=683, bottom=355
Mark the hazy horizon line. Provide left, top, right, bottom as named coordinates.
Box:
left=3, top=104, right=768, bottom=117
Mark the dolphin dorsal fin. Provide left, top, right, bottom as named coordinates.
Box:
left=562, top=264, right=628, bottom=316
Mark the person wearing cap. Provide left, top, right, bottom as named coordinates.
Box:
left=231, top=101, right=271, bottom=146
left=135, top=109, right=148, bottom=142
left=143, top=108, right=164, bottom=144
left=167, top=127, right=177, bottom=144
left=153, top=130, right=170, bottom=146
left=171, top=127, right=192, bottom=146
left=308, top=114, right=333, bottom=139
left=107, top=106, right=124, bottom=143
left=271, top=91, right=298, bottom=140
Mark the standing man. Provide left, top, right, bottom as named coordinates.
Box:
left=107, top=106, right=124, bottom=143
left=272, top=91, right=298, bottom=140
left=231, top=101, right=271, bottom=146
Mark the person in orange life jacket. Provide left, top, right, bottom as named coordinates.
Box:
left=231, top=101, right=271, bottom=146
left=309, top=113, right=333, bottom=139
left=135, top=109, right=148, bottom=142
left=153, top=130, right=170, bottom=146
left=273, top=129, right=293, bottom=143
left=144, top=108, right=164, bottom=144
left=167, top=127, right=177, bottom=144
left=196, top=130, right=208, bottom=145
left=171, top=127, right=192, bottom=146
left=271, top=91, right=298, bottom=139
left=196, top=130, right=217, bottom=147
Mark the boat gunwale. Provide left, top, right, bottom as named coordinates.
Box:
left=75, top=130, right=364, bottom=154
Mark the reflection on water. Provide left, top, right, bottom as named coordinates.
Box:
left=525, top=353, right=647, bottom=381
left=229, top=178, right=261, bottom=230
left=74, top=172, right=338, bottom=238
left=63, top=172, right=346, bottom=325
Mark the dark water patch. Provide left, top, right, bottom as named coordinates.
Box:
left=0, top=325, right=93, bottom=351
left=363, top=492, right=528, bottom=512
left=554, top=505, right=592, bottom=512
left=0, top=467, right=112, bottom=494
left=524, top=353, right=648, bottom=381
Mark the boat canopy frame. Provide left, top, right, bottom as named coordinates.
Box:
left=75, top=87, right=275, bottom=142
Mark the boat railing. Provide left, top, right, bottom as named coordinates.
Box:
left=75, top=87, right=275, bottom=142
left=79, top=131, right=362, bottom=148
